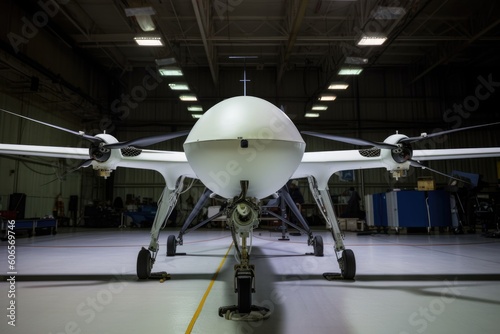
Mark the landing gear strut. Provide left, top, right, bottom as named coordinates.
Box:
left=307, top=176, right=356, bottom=280
left=218, top=230, right=271, bottom=320
left=136, top=177, right=186, bottom=279
left=218, top=181, right=271, bottom=321
left=260, top=185, right=325, bottom=256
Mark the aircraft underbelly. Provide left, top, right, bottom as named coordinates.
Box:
left=184, top=139, right=305, bottom=199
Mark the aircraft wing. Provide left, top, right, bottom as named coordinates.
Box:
left=293, top=146, right=500, bottom=189
left=412, top=147, right=500, bottom=161
left=0, top=143, right=196, bottom=188
left=118, top=149, right=196, bottom=186
left=0, top=143, right=89, bottom=160
left=293, top=149, right=389, bottom=188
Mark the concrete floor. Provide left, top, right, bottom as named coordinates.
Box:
left=1, top=227, right=500, bottom=334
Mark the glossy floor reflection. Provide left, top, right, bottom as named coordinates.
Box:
left=1, top=227, right=500, bottom=334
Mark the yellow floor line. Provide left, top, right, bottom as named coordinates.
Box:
left=185, top=242, right=234, bottom=334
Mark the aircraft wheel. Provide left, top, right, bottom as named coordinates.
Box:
left=237, top=276, right=252, bottom=314
left=137, top=247, right=152, bottom=279
left=340, top=249, right=356, bottom=279
left=313, top=235, right=324, bottom=256
left=166, top=235, right=177, bottom=256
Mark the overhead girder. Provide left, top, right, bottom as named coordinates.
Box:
left=191, top=0, right=219, bottom=85
left=277, top=0, right=309, bottom=85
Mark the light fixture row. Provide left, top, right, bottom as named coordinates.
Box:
left=305, top=80, right=350, bottom=117
left=154, top=57, right=202, bottom=117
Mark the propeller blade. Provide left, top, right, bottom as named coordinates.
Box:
left=55, top=159, right=94, bottom=181
left=0, top=108, right=102, bottom=144
left=68, top=159, right=94, bottom=172
left=400, top=121, right=500, bottom=144
left=301, top=131, right=398, bottom=150
left=409, top=160, right=471, bottom=184
left=41, top=159, right=94, bottom=186
left=104, top=130, right=190, bottom=149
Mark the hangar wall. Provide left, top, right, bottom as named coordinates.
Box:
left=1, top=19, right=499, bottom=218
left=109, top=66, right=500, bottom=206
left=0, top=1, right=117, bottom=218
left=0, top=92, right=84, bottom=218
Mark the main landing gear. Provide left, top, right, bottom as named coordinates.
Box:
left=137, top=176, right=356, bottom=321
left=260, top=185, right=325, bottom=257
left=306, top=176, right=356, bottom=280
left=136, top=177, right=186, bottom=280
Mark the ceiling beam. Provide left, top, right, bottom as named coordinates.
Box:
left=191, top=0, right=218, bottom=85
left=277, top=0, right=309, bottom=85
left=70, top=33, right=500, bottom=45
left=57, top=3, right=130, bottom=72
left=411, top=12, right=500, bottom=83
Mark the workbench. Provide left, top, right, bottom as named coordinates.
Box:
left=1, top=218, right=57, bottom=240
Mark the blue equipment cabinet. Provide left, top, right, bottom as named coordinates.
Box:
left=427, top=190, right=452, bottom=227
left=367, top=190, right=451, bottom=231
left=365, top=193, right=388, bottom=227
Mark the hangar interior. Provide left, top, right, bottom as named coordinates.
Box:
left=1, top=1, right=500, bottom=334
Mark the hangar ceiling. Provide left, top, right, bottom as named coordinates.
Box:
left=38, top=0, right=500, bottom=75
left=30, top=1, right=500, bottom=73
left=1, top=0, right=500, bottom=126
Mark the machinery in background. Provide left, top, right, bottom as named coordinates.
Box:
left=365, top=189, right=452, bottom=234
left=366, top=170, right=500, bottom=235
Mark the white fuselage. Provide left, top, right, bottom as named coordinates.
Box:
left=184, top=96, right=306, bottom=199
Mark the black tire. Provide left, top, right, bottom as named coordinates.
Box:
left=137, top=247, right=152, bottom=279
left=166, top=235, right=177, bottom=256
left=237, top=276, right=253, bottom=314
left=340, top=249, right=356, bottom=279
left=313, top=235, right=324, bottom=256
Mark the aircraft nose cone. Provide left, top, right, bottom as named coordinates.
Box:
left=184, top=96, right=305, bottom=199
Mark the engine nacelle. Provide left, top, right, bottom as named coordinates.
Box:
left=381, top=133, right=413, bottom=179
left=90, top=133, right=122, bottom=178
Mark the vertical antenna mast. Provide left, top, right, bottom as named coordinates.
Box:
left=228, top=56, right=258, bottom=96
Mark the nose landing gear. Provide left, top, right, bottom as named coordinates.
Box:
left=218, top=181, right=271, bottom=321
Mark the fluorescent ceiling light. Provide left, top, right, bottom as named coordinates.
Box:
left=318, top=95, right=336, bottom=101
left=192, top=114, right=203, bottom=119
left=188, top=105, right=203, bottom=112
left=125, top=7, right=157, bottom=32
left=168, top=83, right=189, bottom=90
left=312, top=104, right=328, bottom=111
left=228, top=56, right=259, bottom=59
left=134, top=36, right=163, bottom=46
left=155, top=58, right=176, bottom=66
left=158, top=66, right=183, bottom=76
left=372, top=6, right=406, bottom=20
left=135, top=15, right=155, bottom=32
left=179, top=94, right=197, bottom=101
left=124, top=7, right=156, bottom=16
left=305, top=113, right=320, bottom=118
left=357, top=35, right=387, bottom=46
left=338, top=68, right=363, bottom=75
left=329, top=82, right=349, bottom=90
left=345, top=57, right=368, bottom=64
